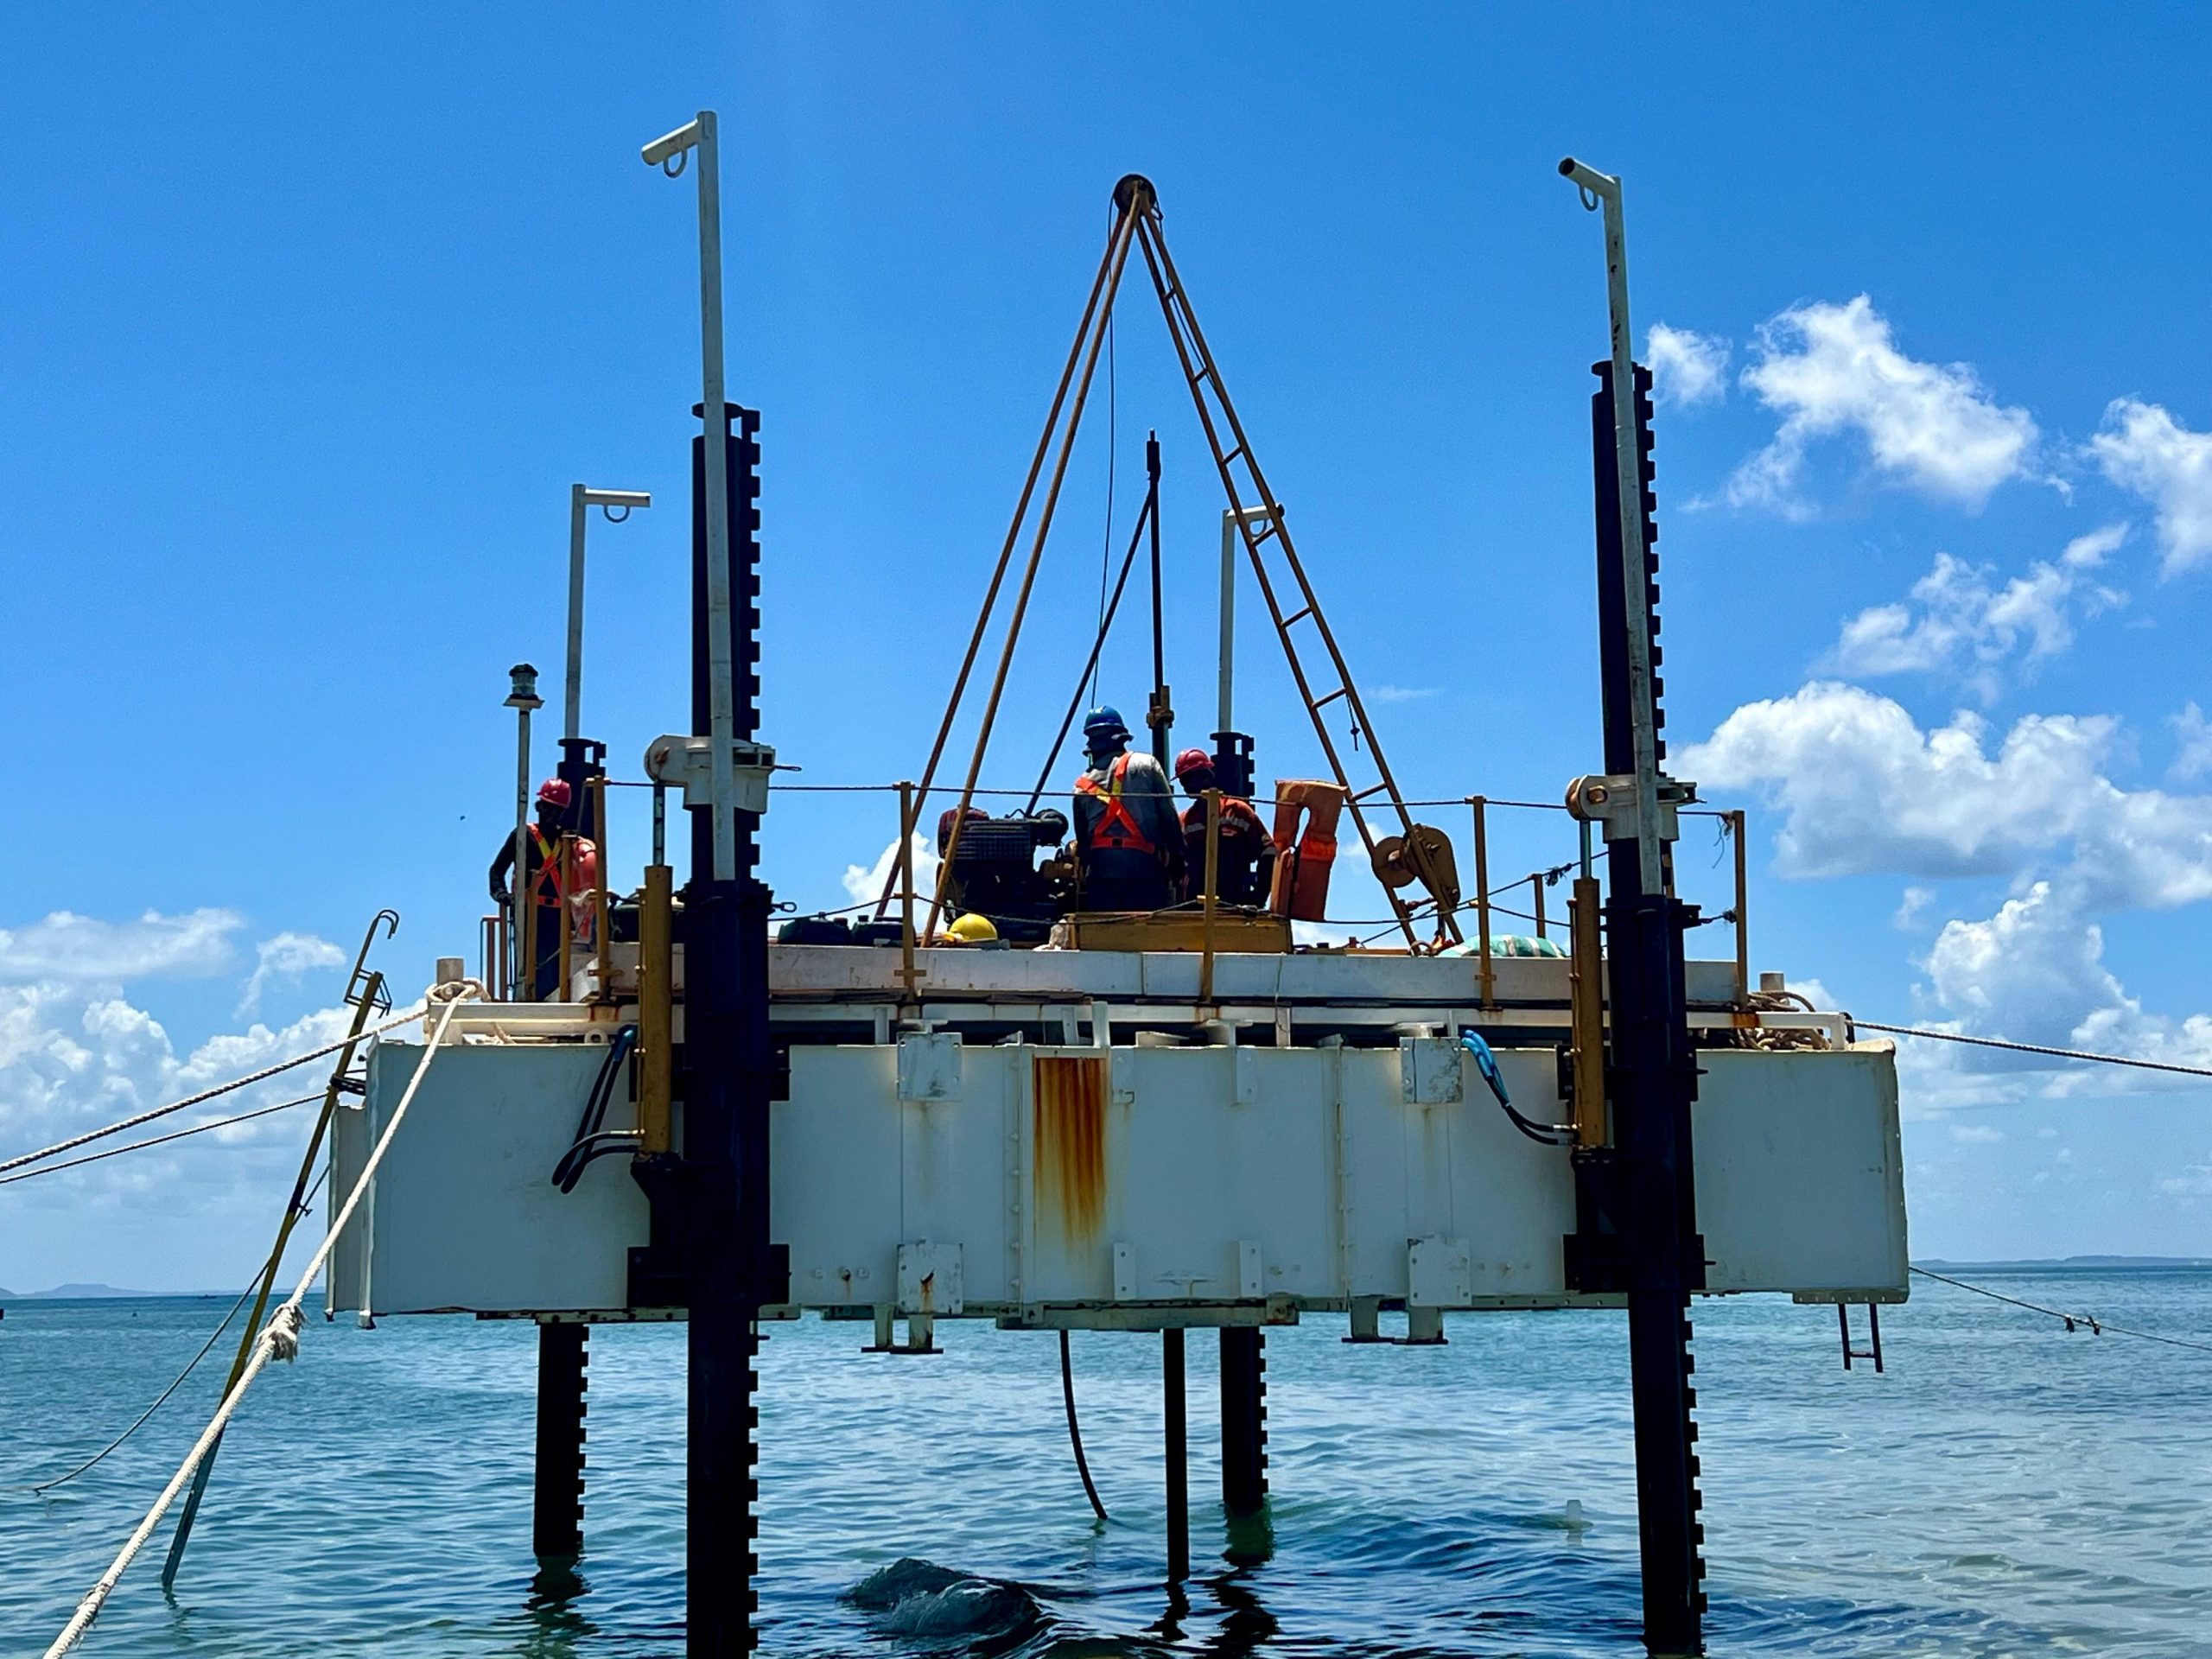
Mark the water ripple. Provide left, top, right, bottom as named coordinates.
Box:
left=3, top=1271, right=2209, bottom=1654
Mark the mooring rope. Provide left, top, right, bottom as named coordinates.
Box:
left=40, top=982, right=478, bottom=1659
left=0, top=1004, right=425, bottom=1179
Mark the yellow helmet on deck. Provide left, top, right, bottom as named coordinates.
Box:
left=944, top=912, right=999, bottom=944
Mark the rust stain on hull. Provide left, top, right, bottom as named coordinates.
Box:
left=1033, top=1055, right=1109, bottom=1243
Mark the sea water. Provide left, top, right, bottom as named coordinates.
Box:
left=3, top=1269, right=2208, bottom=1656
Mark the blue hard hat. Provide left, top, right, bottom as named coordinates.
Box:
left=1083, top=704, right=1130, bottom=741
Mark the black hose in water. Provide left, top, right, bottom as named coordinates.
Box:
left=1058, top=1329, right=1109, bottom=1521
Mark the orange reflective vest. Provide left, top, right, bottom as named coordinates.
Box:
left=1074, top=753, right=1159, bottom=856
left=528, top=828, right=600, bottom=926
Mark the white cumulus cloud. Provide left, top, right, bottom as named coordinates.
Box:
left=2161, top=1156, right=2212, bottom=1199
left=0, top=908, right=409, bottom=1238
left=1689, top=683, right=2212, bottom=1104
left=2171, top=702, right=2212, bottom=784
left=1894, top=887, right=1935, bottom=930
left=1726, top=296, right=2037, bottom=513
left=1681, top=681, right=2212, bottom=912
left=842, top=834, right=941, bottom=912
left=1824, top=524, right=2127, bottom=698
left=236, top=931, right=346, bottom=1017
left=1920, top=880, right=2212, bottom=1086
left=2090, top=397, right=2212, bottom=575
left=0, top=908, right=244, bottom=983
left=1646, top=323, right=1730, bottom=408
left=0, top=977, right=364, bottom=1205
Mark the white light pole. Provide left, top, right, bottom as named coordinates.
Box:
left=643, top=111, right=737, bottom=882
left=1560, top=156, right=1665, bottom=894
left=565, top=485, right=652, bottom=741
left=1217, top=505, right=1274, bottom=738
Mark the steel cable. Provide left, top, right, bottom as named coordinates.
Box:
left=22, top=1164, right=334, bottom=1497
left=21, top=1281, right=258, bottom=1494
left=1853, top=1021, right=2212, bottom=1079
left=1911, top=1267, right=2212, bottom=1356
left=0, top=1004, right=423, bottom=1177
left=0, top=1094, right=322, bottom=1188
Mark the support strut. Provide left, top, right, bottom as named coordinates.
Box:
left=532, top=1321, right=588, bottom=1562
left=1163, top=1328, right=1190, bottom=1585
left=875, top=189, right=1146, bottom=931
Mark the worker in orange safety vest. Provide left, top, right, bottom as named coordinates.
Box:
left=1071, top=705, right=1183, bottom=912
left=488, top=778, right=599, bottom=997
left=1173, top=747, right=1274, bottom=906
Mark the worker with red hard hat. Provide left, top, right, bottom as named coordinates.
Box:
left=488, top=778, right=600, bottom=998
left=1173, top=747, right=1274, bottom=907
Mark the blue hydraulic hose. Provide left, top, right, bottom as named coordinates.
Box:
left=1459, top=1031, right=1574, bottom=1146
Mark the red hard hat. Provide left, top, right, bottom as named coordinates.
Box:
left=1174, top=747, right=1214, bottom=782
left=537, top=778, right=573, bottom=809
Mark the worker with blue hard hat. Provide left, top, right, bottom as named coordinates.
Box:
left=1071, top=704, right=1184, bottom=912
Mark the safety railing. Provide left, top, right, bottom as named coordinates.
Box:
left=582, top=772, right=1757, bottom=1001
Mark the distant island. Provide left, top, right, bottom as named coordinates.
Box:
left=0, top=1282, right=175, bottom=1300
left=1916, top=1255, right=2212, bottom=1271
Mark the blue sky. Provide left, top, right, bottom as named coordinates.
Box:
left=5, top=6, right=2212, bottom=1287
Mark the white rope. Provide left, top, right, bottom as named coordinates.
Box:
left=40, top=981, right=480, bottom=1659
left=0, top=1003, right=426, bottom=1178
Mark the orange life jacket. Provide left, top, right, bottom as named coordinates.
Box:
left=1074, top=753, right=1159, bottom=857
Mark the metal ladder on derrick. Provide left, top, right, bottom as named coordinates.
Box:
left=1126, top=184, right=1461, bottom=947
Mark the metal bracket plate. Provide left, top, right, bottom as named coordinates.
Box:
left=1399, top=1036, right=1464, bottom=1105
left=1408, top=1236, right=1473, bottom=1307
left=896, top=1032, right=963, bottom=1102
left=896, top=1241, right=963, bottom=1316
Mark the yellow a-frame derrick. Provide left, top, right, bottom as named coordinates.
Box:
left=882, top=175, right=1461, bottom=950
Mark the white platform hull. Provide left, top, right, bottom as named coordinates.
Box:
left=329, top=1027, right=1906, bottom=1325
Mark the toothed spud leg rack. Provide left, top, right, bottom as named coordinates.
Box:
left=1560, top=156, right=1708, bottom=1656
